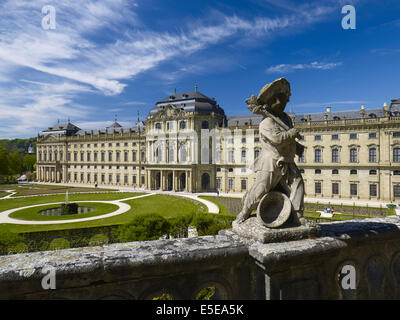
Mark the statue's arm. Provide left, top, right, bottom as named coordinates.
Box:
left=260, top=118, right=298, bottom=145
left=295, top=141, right=305, bottom=157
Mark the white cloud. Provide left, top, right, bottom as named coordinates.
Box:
left=0, top=1, right=336, bottom=95
left=266, top=61, right=343, bottom=74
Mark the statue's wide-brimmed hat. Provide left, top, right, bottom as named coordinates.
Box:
left=257, top=78, right=291, bottom=105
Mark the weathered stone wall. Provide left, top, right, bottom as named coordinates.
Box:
left=2, top=216, right=400, bottom=299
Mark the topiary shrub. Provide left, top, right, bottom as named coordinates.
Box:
left=0, top=231, right=24, bottom=255
left=89, top=234, right=109, bottom=246
left=49, top=238, right=70, bottom=250
left=116, top=213, right=171, bottom=242
left=7, top=242, right=28, bottom=254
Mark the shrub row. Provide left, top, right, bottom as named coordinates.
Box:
left=0, top=212, right=235, bottom=255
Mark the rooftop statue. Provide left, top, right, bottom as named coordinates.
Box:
left=234, top=78, right=307, bottom=229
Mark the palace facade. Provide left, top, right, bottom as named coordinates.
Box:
left=36, top=91, right=400, bottom=201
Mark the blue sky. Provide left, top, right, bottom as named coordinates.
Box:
left=0, top=0, right=399, bottom=138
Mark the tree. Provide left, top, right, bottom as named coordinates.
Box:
left=0, top=146, right=9, bottom=176
left=23, top=154, right=36, bottom=172
left=8, top=151, right=23, bottom=175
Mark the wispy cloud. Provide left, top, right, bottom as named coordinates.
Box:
left=266, top=61, right=343, bottom=74
left=0, top=80, right=92, bottom=138
left=0, top=1, right=336, bottom=95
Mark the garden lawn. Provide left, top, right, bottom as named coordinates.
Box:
left=0, top=194, right=206, bottom=234
left=198, top=196, right=229, bottom=215
left=9, top=202, right=119, bottom=221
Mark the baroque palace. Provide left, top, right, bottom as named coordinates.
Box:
left=36, top=90, right=400, bottom=202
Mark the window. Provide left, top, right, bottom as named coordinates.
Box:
left=370, top=184, right=377, bottom=197
left=116, top=174, right=120, bottom=184
left=94, top=153, right=98, bottom=162
left=228, top=179, right=234, bottom=190
left=228, top=150, right=234, bottom=163
left=101, top=152, right=105, bottom=162
left=109, top=174, right=113, bottom=183
left=124, top=175, right=128, bottom=184
left=350, top=184, right=358, bottom=196
left=369, top=133, right=377, bottom=139
left=87, top=152, right=91, bottom=162
left=87, top=173, right=91, bottom=183
left=101, top=174, right=105, bottom=183
left=315, top=182, right=322, bottom=194
left=394, top=170, right=400, bottom=176
left=314, top=149, right=322, bottom=163
left=228, top=168, right=233, bottom=172
left=124, top=151, right=128, bottom=162
left=254, top=137, right=260, bottom=142
left=369, top=148, right=377, bottom=163
left=394, top=185, right=400, bottom=198
left=216, top=179, right=221, bottom=189
left=255, top=150, right=260, bottom=159
left=314, top=135, right=321, bottom=141
left=315, top=169, right=321, bottom=174
left=298, top=152, right=305, bottom=163
left=116, top=151, right=121, bottom=162
left=332, top=134, right=339, bottom=140
left=332, top=148, right=339, bottom=163
left=350, top=169, right=358, bottom=175
left=369, top=169, right=377, bottom=175
left=332, top=183, right=339, bottom=195
left=180, top=121, right=186, bottom=130
left=350, top=133, right=357, bottom=139
left=241, top=150, right=246, bottom=163
left=241, top=180, right=247, bottom=191
left=80, top=152, right=84, bottom=162
left=350, top=148, right=357, bottom=163
left=393, top=132, right=400, bottom=138
left=133, top=175, right=137, bottom=185
left=155, top=123, right=161, bottom=130
left=299, top=135, right=305, bottom=141
left=108, top=151, right=113, bottom=162
left=141, top=151, right=145, bottom=162
left=241, top=137, right=246, bottom=143
left=132, top=151, right=137, bottom=162
left=201, top=121, right=209, bottom=129
left=394, top=148, right=400, bottom=162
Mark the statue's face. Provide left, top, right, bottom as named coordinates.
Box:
left=268, top=93, right=289, bottom=114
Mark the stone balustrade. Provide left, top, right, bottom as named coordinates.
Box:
left=2, top=216, right=400, bottom=299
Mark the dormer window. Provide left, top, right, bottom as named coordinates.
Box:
left=369, top=113, right=377, bottom=118
left=169, top=96, right=175, bottom=99
left=333, top=116, right=341, bottom=121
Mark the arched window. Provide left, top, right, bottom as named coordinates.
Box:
left=314, top=149, right=322, bottom=163
left=155, top=123, right=161, bottom=130
left=369, top=169, right=377, bottom=175
left=350, top=148, right=357, bottom=163
left=394, top=148, right=400, bottom=162
left=369, top=148, right=377, bottom=163
left=332, top=148, right=339, bottom=163
left=254, top=149, right=260, bottom=159
left=180, top=146, right=187, bottom=163
left=350, top=169, right=358, bottom=175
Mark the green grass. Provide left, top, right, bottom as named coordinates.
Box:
left=0, top=193, right=206, bottom=234
left=9, top=202, right=119, bottom=221
left=198, top=196, right=229, bottom=214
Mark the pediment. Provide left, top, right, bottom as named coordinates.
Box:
left=153, top=104, right=185, bottom=120
left=40, top=134, right=59, bottom=142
